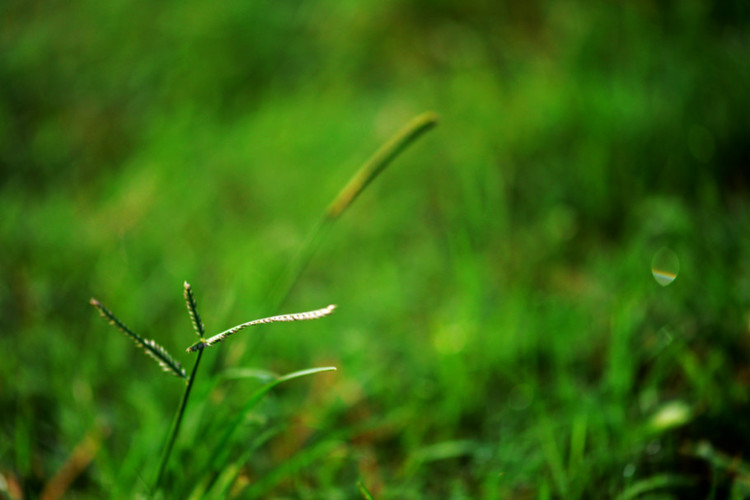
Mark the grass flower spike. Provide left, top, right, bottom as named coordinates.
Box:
left=91, top=283, right=337, bottom=493
left=183, top=281, right=205, bottom=337
left=187, top=304, right=336, bottom=352
left=90, top=298, right=186, bottom=379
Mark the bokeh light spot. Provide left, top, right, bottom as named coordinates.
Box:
left=651, top=247, right=680, bottom=286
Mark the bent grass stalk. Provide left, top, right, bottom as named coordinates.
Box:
left=267, top=111, right=439, bottom=310
left=90, top=282, right=337, bottom=495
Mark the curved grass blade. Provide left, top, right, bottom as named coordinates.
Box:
left=250, top=366, right=337, bottom=402
left=90, top=298, right=186, bottom=379
left=267, top=111, right=439, bottom=310
left=219, top=367, right=278, bottom=383
left=200, top=367, right=337, bottom=477
left=186, top=304, right=336, bottom=352
left=326, top=111, right=439, bottom=220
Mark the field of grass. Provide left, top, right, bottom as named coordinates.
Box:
left=2, top=1, right=750, bottom=498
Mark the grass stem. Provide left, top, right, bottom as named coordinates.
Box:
left=267, top=111, right=438, bottom=310
left=154, top=282, right=208, bottom=491
left=154, top=348, right=204, bottom=491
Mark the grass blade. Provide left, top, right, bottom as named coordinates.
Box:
left=326, top=111, right=439, bottom=220
left=254, top=366, right=337, bottom=397
left=267, top=111, right=439, bottom=310
left=90, top=298, right=186, bottom=379
left=201, top=367, right=337, bottom=477
left=219, top=367, right=278, bottom=383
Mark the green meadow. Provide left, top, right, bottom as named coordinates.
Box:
left=2, top=1, right=750, bottom=498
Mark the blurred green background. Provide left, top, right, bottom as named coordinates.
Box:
left=2, top=0, right=750, bottom=498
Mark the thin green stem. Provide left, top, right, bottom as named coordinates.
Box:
left=325, top=111, right=439, bottom=221
left=154, top=347, right=204, bottom=491
left=266, top=112, right=438, bottom=311
left=154, top=282, right=208, bottom=492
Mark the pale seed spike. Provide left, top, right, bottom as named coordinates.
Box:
left=90, top=298, right=140, bottom=340
left=90, top=298, right=187, bottom=379
left=143, top=339, right=188, bottom=378
left=183, top=281, right=205, bottom=338
left=188, top=304, right=336, bottom=351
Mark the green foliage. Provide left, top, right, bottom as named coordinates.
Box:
left=91, top=279, right=340, bottom=496
left=2, top=0, right=750, bottom=498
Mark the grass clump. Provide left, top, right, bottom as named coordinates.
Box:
left=82, top=112, right=438, bottom=498
left=91, top=282, right=336, bottom=495
left=3, top=3, right=750, bottom=496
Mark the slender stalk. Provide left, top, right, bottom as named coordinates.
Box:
left=267, top=112, right=439, bottom=311
left=154, top=282, right=208, bottom=491
left=154, top=348, right=204, bottom=491
left=325, top=111, right=439, bottom=221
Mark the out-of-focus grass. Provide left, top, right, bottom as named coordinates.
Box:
left=2, top=0, right=750, bottom=498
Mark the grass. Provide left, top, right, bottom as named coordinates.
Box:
left=267, top=111, right=439, bottom=311
left=91, top=281, right=338, bottom=496
left=2, top=2, right=750, bottom=498
left=82, top=113, right=439, bottom=498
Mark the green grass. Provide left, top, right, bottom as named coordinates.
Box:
left=2, top=1, right=750, bottom=498
left=80, top=113, right=439, bottom=498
